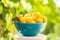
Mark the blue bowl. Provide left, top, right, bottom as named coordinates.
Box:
left=14, top=21, right=46, bottom=36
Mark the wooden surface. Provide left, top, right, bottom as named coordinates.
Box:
left=14, top=34, right=46, bottom=40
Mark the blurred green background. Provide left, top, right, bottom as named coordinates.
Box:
left=0, top=0, right=60, bottom=40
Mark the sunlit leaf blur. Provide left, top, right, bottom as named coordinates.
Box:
left=0, top=0, right=60, bottom=40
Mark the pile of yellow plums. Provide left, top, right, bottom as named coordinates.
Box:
left=17, top=12, right=47, bottom=23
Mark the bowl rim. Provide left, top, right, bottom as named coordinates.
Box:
left=14, top=21, right=47, bottom=24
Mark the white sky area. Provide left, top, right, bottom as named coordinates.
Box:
left=54, top=0, right=60, bottom=7
left=44, top=0, right=60, bottom=7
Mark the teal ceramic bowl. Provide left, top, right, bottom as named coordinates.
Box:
left=14, top=21, right=46, bottom=36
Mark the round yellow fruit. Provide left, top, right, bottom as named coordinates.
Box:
left=42, top=16, right=47, bottom=22
left=25, top=17, right=33, bottom=23
left=32, top=15, right=37, bottom=21
left=24, top=13, right=32, bottom=17
left=20, top=17, right=26, bottom=23
left=36, top=18, right=43, bottom=23
left=33, top=12, right=41, bottom=18
left=17, top=12, right=47, bottom=23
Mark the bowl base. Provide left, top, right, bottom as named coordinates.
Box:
left=14, top=34, right=47, bottom=40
